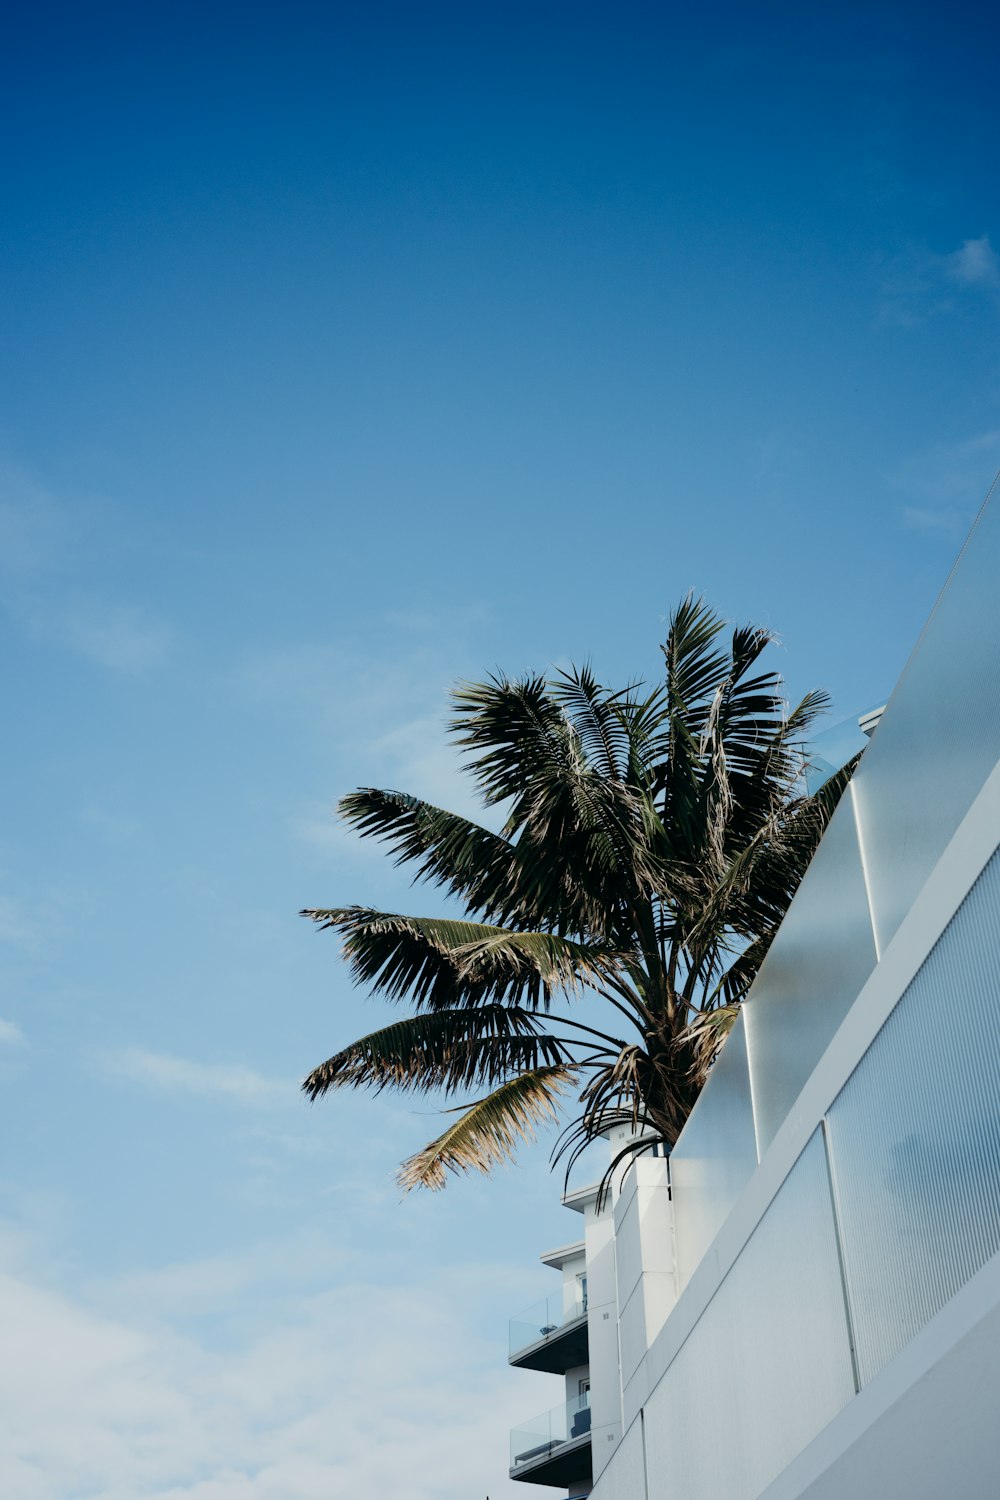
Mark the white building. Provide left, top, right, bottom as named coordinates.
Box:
left=506, top=485, right=1000, bottom=1500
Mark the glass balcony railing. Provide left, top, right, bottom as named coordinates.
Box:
left=508, top=1290, right=587, bottom=1358
left=509, top=1392, right=592, bottom=1472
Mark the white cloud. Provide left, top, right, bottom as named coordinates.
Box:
left=945, top=235, right=1000, bottom=288
left=879, top=234, right=1000, bottom=326
left=0, top=1018, right=24, bottom=1046
left=0, top=1231, right=535, bottom=1500
left=101, top=1048, right=291, bottom=1107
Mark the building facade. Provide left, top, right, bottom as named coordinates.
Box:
left=506, top=486, right=1000, bottom=1499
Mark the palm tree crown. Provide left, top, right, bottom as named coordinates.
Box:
left=302, top=598, right=851, bottom=1191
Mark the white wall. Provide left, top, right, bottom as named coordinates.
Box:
left=613, top=1155, right=675, bottom=1429
left=579, top=1189, right=621, bottom=1481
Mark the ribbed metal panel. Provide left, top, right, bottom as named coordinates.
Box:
left=743, top=794, right=877, bottom=1153
left=850, top=490, right=1000, bottom=954
left=827, top=846, right=1000, bottom=1386
left=643, top=1132, right=854, bottom=1500
left=671, top=1012, right=757, bottom=1289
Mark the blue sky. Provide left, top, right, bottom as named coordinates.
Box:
left=2, top=2, right=999, bottom=1495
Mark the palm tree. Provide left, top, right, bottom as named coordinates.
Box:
left=301, top=597, right=852, bottom=1192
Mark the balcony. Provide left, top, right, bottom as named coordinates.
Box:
left=509, top=1393, right=592, bottom=1488
left=508, top=1290, right=588, bottom=1373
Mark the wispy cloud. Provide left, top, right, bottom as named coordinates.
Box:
left=238, top=617, right=505, bottom=868
left=290, top=806, right=385, bottom=863
left=78, top=804, right=142, bottom=845
left=235, top=604, right=495, bottom=746
left=0, top=1019, right=25, bottom=1047
left=879, top=234, right=1000, bottom=327
left=0, top=892, right=42, bottom=952
left=287, top=711, right=498, bottom=871
left=0, top=1227, right=533, bottom=1500
left=0, top=463, right=173, bottom=674
left=101, top=1048, right=291, bottom=1107
left=893, top=429, right=1000, bottom=532
left=945, top=235, right=1000, bottom=289
left=368, top=714, right=491, bottom=818
left=55, top=601, right=172, bottom=673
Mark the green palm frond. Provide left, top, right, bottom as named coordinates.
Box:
left=301, top=907, right=615, bottom=1011
left=451, top=672, right=581, bottom=810
left=337, top=790, right=520, bottom=918
left=302, top=1005, right=570, bottom=1099
left=722, top=687, right=830, bottom=816
left=780, top=688, right=832, bottom=744
left=661, top=594, right=730, bottom=728
left=397, top=1066, right=577, bottom=1190
left=551, top=664, right=634, bottom=782
left=302, top=908, right=500, bottom=1008
left=453, top=928, right=619, bottom=1003
left=452, top=673, right=651, bottom=911
left=338, top=787, right=625, bottom=937
left=726, top=752, right=861, bottom=934
left=696, top=932, right=772, bottom=1010
left=303, top=599, right=863, bottom=1189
